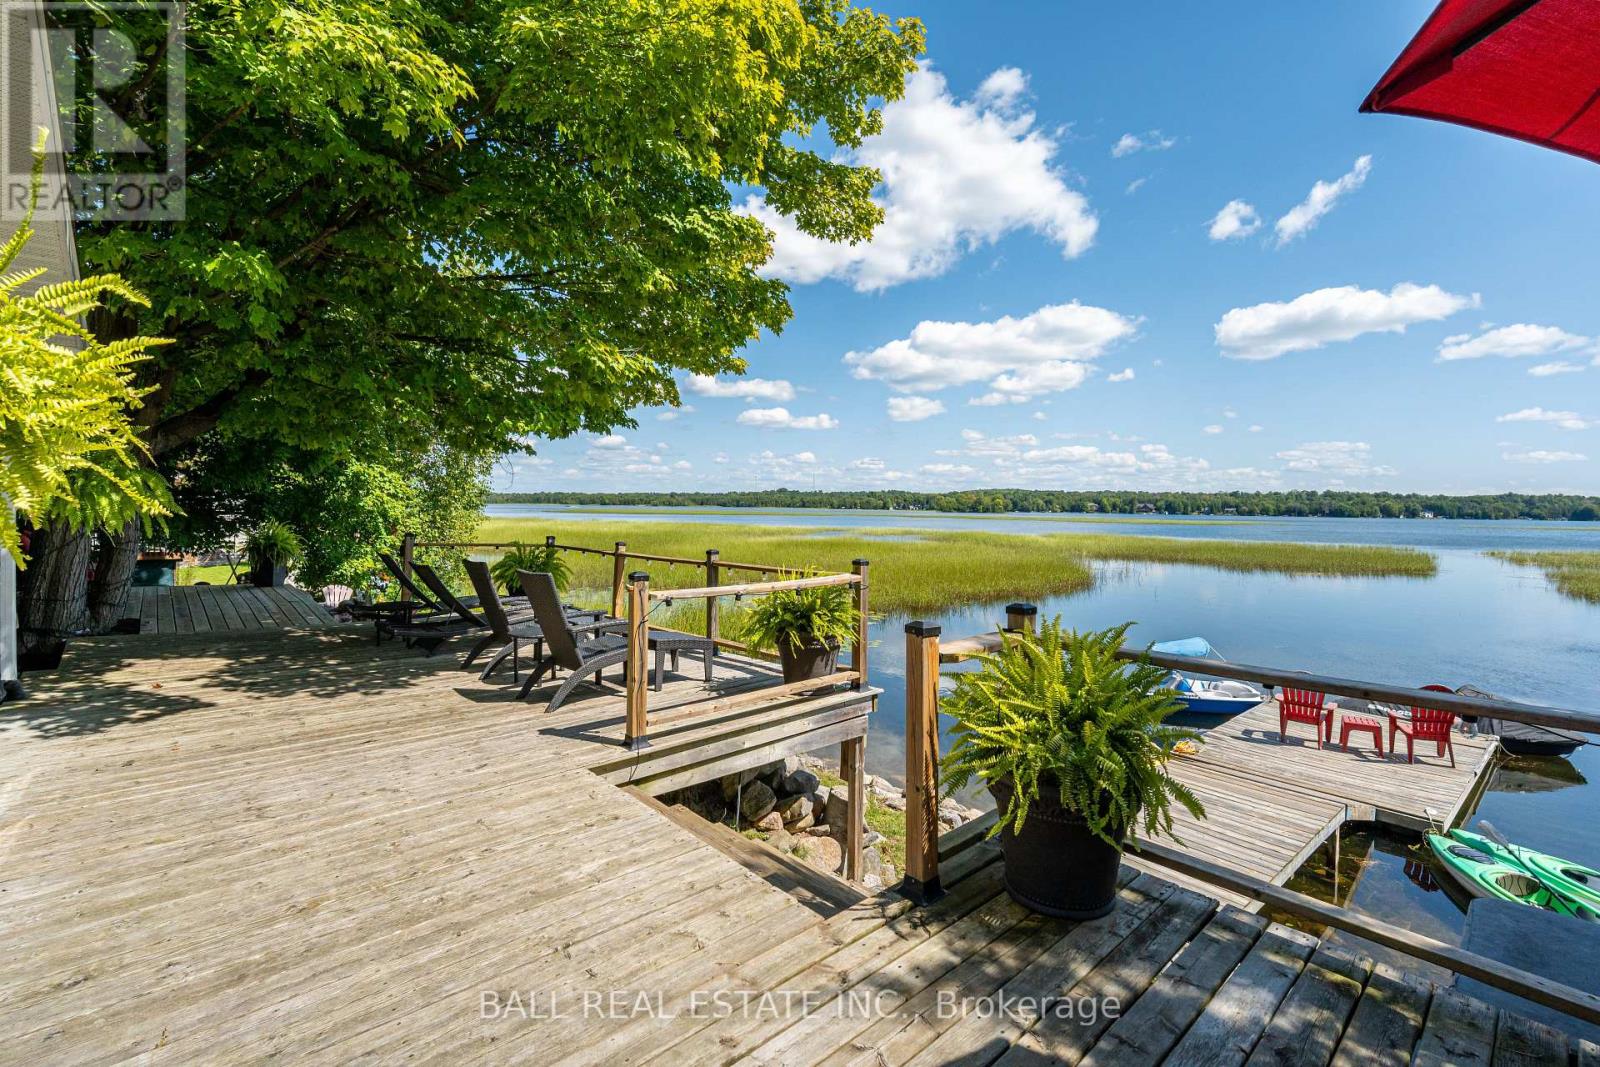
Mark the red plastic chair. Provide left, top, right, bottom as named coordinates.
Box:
left=1389, top=697, right=1457, bottom=767
left=1279, top=686, right=1331, bottom=748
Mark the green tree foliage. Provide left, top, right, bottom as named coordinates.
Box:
left=940, top=620, right=1203, bottom=848
left=491, top=489, right=1600, bottom=522
left=74, top=0, right=925, bottom=466
left=0, top=134, right=172, bottom=564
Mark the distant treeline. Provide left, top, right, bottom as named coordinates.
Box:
left=488, top=490, right=1600, bottom=521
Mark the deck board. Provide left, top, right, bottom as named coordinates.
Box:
left=0, top=628, right=1579, bottom=1065
left=121, top=584, right=332, bottom=635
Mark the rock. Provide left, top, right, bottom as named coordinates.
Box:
left=794, top=834, right=842, bottom=875
left=738, top=780, right=777, bottom=825
left=862, top=846, right=886, bottom=884
left=753, top=810, right=784, bottom=833
left=775, top=794, right=812, bottom=823
left=720, top=768, right=760, bottom=801
left=938, top=799, right=966, bottom=827
left=768, top=827, right=795, bottom=853
left=783, top=811, right=815, bottom=833
left=881, top=794, right=906, bottom=812
left=863, top=830, right=883, bottom=848
left=824, top=790, right=851, bottom=833
left=867, top=774, right=894, bottom=793
left=783, top=768, right=821, bottom=797
left=804, top=824, right=833, bottom=838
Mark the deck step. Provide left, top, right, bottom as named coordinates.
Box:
left=632, top=791, right=866, bottom=915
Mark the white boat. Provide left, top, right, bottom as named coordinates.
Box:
left=1152, top=637, right=1267, bottom=716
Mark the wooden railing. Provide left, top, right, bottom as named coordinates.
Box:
left=901, top=604, right=1600, bottom=1029
left=623, top=563, right=869, bottom=750
left=401, top=532, right=870, bottom=751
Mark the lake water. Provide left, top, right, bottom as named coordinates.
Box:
left=489, top=504, right=1600, bottom=950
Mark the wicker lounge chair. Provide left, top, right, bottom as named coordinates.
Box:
left=515, top=570, right=715, bottom=713
left=461, top=560, right=611, bottom=680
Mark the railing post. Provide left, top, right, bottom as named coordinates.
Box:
left=1004, top=602, right=1037, bottom=634
left=841, top=734, right=865, bottom=882
left=624, top=571, right=650, bottom=751
left=901, top=620, right=945, bottom=904
left=399, top=532, right=416, bottom=604
left=704, top=549, right=720, bottom=655
left=851, top=559, right=869, bottom=688
left=610, top=542, right=628, bottom=619
left=545, top=534, right=556, bottom=550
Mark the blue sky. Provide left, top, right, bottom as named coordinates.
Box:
left=497, top=1, right=1600, bottom=496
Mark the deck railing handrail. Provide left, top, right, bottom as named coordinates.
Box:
left=937, top=627, right=1600, bottom=735
left=903, top=606, right=1600, bottom=1032
left=646, top=572, right=862, bottom=602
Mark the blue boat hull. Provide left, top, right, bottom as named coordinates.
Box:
left=1172, top=693, right=1262, bottom=716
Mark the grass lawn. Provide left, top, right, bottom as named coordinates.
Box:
left=175, top=563, right=239, bottom=586
left=1489, top=550, right=1600, bottom=604
left=474, top=518, right=1436, bottom=615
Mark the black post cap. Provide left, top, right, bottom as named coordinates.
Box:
left=706, top=548, right=719, bottom=556
left=629, top=571, right=650, bottom=582
left=1005, top=603, right=1038, bottom=616
left=545, top=534, right=556, bottom=545
left=852, top=557, right=870, bottom=566
left=905, top=620, right=942, bottom=637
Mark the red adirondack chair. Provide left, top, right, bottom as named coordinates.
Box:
left=1278, top=686, right=1331, bottom=748
left=1390, top=705, right=1457, bottom=767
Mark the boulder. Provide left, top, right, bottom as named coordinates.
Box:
left=768, top=827, right=795, bottom=853
left=775, top=794, right=812, bottom=824
left=738, top=780, right=777, bottom=825
left=783, top=811, right=815, bottom=833
left=804, top=824, right=833, bottom=838
left=862, top=846, right=887, bottom=884
left=795, top=834, right=842, bottom=875
left=720, top=767, right=760, bottom=802
left=881, top=793, right=906, bottom=812
left=824, top=790, right=851, bottom=833
left=783, top=767, right=821, bottom=797
left=753, top=810, right=784, bottom=833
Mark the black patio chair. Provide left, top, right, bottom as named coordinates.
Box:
left=515, top=570, right=715, bottom=713
left=462, top=560, right=611, bottom=680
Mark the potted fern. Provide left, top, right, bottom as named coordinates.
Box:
left=941, top=619, right=1204, bottom=919
left=741, top=570, right=859, bottom=684
left=244, top=521, right=302, bottom=587
left=489, top=542, right=570, bottom=596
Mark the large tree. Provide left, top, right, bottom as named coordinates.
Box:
left=34, top=0, right=923, bottom=637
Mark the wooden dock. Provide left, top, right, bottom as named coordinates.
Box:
left=0, top=628, right=1581, bottom=1064
left=121, top=583, right=333, bottom=635
left=1148, top=698, right=1499, bottom=900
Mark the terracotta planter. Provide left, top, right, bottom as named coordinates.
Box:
left=777, top=636, right=840, bottom=685
left=988, top=776, right=1124, bottom=919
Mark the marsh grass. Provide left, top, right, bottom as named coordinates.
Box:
left=474, top=519, right=1435, bottom=615
left=1489, top=550, right=1600, bottom=604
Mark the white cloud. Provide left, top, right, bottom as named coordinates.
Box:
left=1208, top=200, right=1261, bottom=241
left=1112, top=130, right=1176, bottom=158
left=935, top=430, right=1272, bottom=490
left=1248, top=424, right=1264, bottom=433
left=743, top=66, right=1097, bottom=291
left=848, top=457, right=886, bottom=472
left=1275, top=441, right=1395, bottom=477
left=1216, top=283, right=1475, bottom=360
left=886, top=396, right=946, bottom=422
left=1275, top=155, right=1372, bottom=245
left=846, top=301, right=1137, bottom=403
left=1436, top=324, right=1594, bottom=362
left=1529, top=361, right=1587, bottom=377
left=1503, top=450, right=1588, bottom=463
left=593, top=434, right=627, bottom=448
left=655, top=404, right=695, bottom=421
left=920, top=462, right=975, bottom=476
left=1108, top=367, right=1135, bottom=383
left=685, top=374, right=795, bottom=402
left=1496, top=407, right=1594, bottom=431
left=1125, top=177, right=1148, bottom=195
left=736, top=407, right=839, bottom=430
left=1203, top=424, right=1224, bottom=435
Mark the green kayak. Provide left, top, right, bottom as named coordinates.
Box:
left=1449, top=828, right=1600, bottom=915
left=1429, top=829, right=1600, bottom=922
left=1433, top=831, right=1593, bottom=921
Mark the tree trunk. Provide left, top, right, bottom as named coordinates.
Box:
left=17, top=519, right=91, bottom=660
left=89, top=518, right=141, bottom=632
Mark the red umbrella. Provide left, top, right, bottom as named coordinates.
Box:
left=1361, top=0, right=1600, bottom=164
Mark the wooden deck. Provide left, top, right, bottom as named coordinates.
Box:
left=1148, top=698, right=1499, bottom=899
left=121, top=583, right=333, bottom=635
left=0, top=629, right=1581, bottom=1065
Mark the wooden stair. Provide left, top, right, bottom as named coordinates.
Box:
left=631, top=789, right=866, bottom=916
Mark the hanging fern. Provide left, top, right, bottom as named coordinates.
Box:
left=0, top=130, right=173, bottom=563
left=940, top=618, right=1205, bottom=849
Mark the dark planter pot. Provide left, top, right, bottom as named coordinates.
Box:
left=777, top=636, right=840, bottom=685
left=988, top=776, right=1124, bottom=920
left=250, top=562, right=289, bottom=587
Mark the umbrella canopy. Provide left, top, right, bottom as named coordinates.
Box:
left=1361, top=0, right=1600, bottom=164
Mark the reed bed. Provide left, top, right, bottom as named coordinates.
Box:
left=1489, top=550, right=1600, bottom=604
left=472, top=519, right=1435, bottom=615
